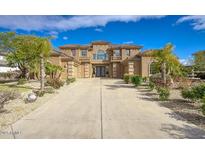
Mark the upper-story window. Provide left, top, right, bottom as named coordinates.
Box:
left=71, top=49, right=76, bottom=57
left=113, top=50, right=121, bottom=57
left=81, top=50, right=87, bottom=57
left=93, top=50, right=108, bottom=60
left=125, top=49, right=131, bottom=56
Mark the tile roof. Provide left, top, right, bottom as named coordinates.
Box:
left=140, top=49, right=160, bottom=56
left=59, top=41, right=142, bottom=50
left=59, top=44, right=90, bottom=49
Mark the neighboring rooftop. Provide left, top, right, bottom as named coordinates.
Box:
left=193, top=50, right=205, bottom=55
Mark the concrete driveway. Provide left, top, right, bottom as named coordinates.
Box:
left=1, top=78, right=205, bottom=139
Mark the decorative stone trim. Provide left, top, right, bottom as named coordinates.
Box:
left=67, top=61, right=74, bottom=78
left=112, top=63, right=117, bottom=78
left=128, top=61, right=134, bottom=75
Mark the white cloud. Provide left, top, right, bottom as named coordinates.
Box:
left=94, top=28, right=103, bottom=32
left=123, top=41, right=134, bottom=44
left=176, top=15, right=205, bottom=30
left=63, top=36, right=68, bottom=40
left=0, top=15, right=164, bottom=32
left=179, top=56, right=194, bottom=66
left=48, top=31, right=59, bottom=39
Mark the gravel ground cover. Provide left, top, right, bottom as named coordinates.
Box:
left=137, top=85, right=205, bottom=130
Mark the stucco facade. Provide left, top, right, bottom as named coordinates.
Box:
left=50, top=41, right=153, bottom=79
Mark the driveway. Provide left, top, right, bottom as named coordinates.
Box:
left=1, top=78, right=205, bottom=139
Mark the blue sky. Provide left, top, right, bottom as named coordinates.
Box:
left=0, top=15, right=205, bottom=63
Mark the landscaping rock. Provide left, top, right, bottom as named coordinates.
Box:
left=26, top=93, right=37, bottom=103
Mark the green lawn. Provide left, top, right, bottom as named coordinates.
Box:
left=0, top=83, right=32, bottom=93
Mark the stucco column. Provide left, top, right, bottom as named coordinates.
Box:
left=112, top=63, right=117, bottom=78
left=84, top=63, right=90, bottom=78
left=67, top=61, right=74, bottom=78
left=128, top=61, right=134, bottom=75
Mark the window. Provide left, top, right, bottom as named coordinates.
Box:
left=113, top=50, right=121, bottom=57
left=81, top=50, right=87, bottom=57
left=125, top=49, right=131, bottom=56
left=71, top=49, right=76, bottom=57
left=93, top=50, right=108, bottom=60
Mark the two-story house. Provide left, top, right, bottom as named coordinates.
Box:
left=50, top=41, right=153, bottom=79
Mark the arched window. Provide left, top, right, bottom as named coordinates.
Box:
left=149, top=62, right=160, bottom=75
left=93, top=50, right=108, bottom=60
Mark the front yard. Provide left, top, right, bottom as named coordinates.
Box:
left=136, top=84, right=205, bottom=130
left=0, top=79, right=76, bottom=131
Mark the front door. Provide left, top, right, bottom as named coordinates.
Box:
left=96, top=66, right=105, bottom=77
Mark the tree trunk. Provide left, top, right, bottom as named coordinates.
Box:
left=161, top=62, right=166, bottom=86
left=21, top=67, right=29, bottom=80
left=40, top=54, right=45, bottom=91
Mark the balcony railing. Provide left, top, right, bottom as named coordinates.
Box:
left=79, top=56, right=91, bottom=61
left=111, top=56, right=122, bottom=61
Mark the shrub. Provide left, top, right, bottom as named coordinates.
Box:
left=131, top=75, right=142, bottom=87
left=191, top=84, right=205, bottom=100
left=0, top=90, right=20, bottom=109
left=123, top=74, right=130, bottom=84
left=201, top=97, right=205, bottom=115
left=181, top=88, right=196, bottom=102
left=181, top=83, right=205, bottom=102
left=17, top=78, right=27, bottom=85
left=150, top=73, right=172, bottom=87
left=148, top=81, right=155, bottom=91
left=142, top=77, right=148, bottom=82
left=66, top=78, right=76, bottom=85
left=156, top=86, right=170, bottom=101
left=46, top=78, right=64, bottom=89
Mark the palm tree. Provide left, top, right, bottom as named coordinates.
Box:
left=153, top=43, right=182, bottom=85
left=35, top=38, right=52, bottom=91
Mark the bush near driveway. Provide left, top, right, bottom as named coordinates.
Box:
left=66, top=78, right=76, bottom=85
left=131, top=75, right=142, bottom=87
left=148, top=81, right=155, bottom=91
left=181, top=83, right=205, bottom=115
left=156, top=86, right=170, bottom=101
left=123, top=74, right=130, bottom=84
left=181, top=88, right=197, bottom=102
left=181, top=83, right=205, bottom=102
left=45, top=78, right=64, bottom=89
left=202, top=97, right=205, bottom=115
left=150, top=73, right=172, bottom=87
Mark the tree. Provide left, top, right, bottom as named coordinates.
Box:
left=1, top=32, right=52, bottom=91
left=193, top=50, right=205, bottom=71
left=152, top=43, right=182, bottom=85
left=45, top=62, right=63, bottom=79
left=6, top=35, right=40, bottom=79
